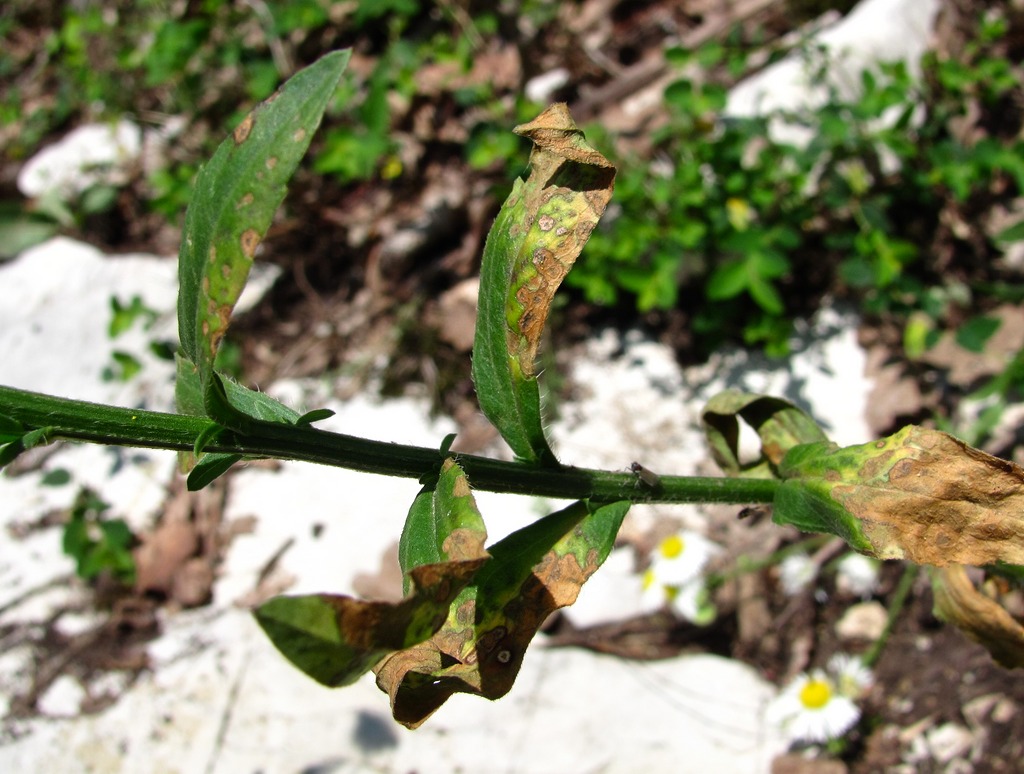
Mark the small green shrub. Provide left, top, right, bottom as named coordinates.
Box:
left=62, top=488, right=136, bottom=585
left=567, top=29, right=1024, bottom=357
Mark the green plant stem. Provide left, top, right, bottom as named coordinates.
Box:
left=0, top=384, right=779, bottom=504
left=862, top=562, right=919, bottom=668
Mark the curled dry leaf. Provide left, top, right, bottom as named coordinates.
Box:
left=702, top=390, right=828, bottom=478
left=471, top=103, right=615, bottom=462
left=782, top=426, right=1024, bottom=567
left=506, top=103, right=616, bottom=376
left=255, top=557, right=488, bottom=688
left=375, top=500, right=629, bottom=728
left=931, top=566, right=1024, bottom=669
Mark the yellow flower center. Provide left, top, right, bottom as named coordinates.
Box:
left=799, top=679, right=833, bottom=709
left=642, top=568, right=656, bottom=590
left=660, top=535, right=685, bottom=559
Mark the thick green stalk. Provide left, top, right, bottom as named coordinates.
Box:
left=0, top=384, right=778, bottom=504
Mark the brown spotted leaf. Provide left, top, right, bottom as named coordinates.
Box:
left=505, top=104, right=617, bottom=373
left=177, top=51, right=349, bottom=412
left=256, top=456, right=489, bottom=688
left=778, top=426, right=1024, bottom=566
left=398, top=457, right=489, bottom=593
left=472, top=103, right=615, bottom=462
left=375, top=499, right=630, bottom=728
left=930, top=565, right=1024, bottom=669
left=255, top=558, right=487, bottom=688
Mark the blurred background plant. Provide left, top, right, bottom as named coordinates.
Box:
left=61, top=487, right=137, bottom=587
left=571, top=17, right=1024, bottom=366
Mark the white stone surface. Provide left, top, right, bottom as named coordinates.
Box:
left=17, top=120, right=143, bottom=200
left=726, top=0, right=941, bottom=147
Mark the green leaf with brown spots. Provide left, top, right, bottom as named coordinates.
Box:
left=472, top=103, right=615, bottom=463
left=778, top=426, right=1024, bottom=566
left=176, top=50, right=349, bottom=414
left=254, top=559, right=487, bottom=688
left=399, top=458, right=489, bottom=595
left=702, top=390, right=829, bottom=478
left=255, top=456, right=489, bottom=688
left=375, top=498, right=630, bottom=728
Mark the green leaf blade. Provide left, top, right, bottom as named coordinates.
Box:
left=186, top=452, right=241, bottom=490
left=255, top=559, right=486, bottom=689
left=472, top=104, right=615, bottom=464
left=177, top=50, right=350, bottom=383
left=702, top=390, right=829, bottom=478
left=398, top=457, right=488, bottom=593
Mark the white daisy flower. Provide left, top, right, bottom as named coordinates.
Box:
left=827, top=653, right=873, bottom=699
left=767, top=669, right=861, bottom=743
left=640, top=571, right=718, bottom=625
left=648, top=529, right=721, bottom=586
left=835, top=553, right=880, bottom=597
left=671, top=580, right=717, bottom=626
left=778, top=552, right=817, bottom=595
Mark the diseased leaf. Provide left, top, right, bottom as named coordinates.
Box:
left=399, top=458, right=488, bottom=595
left=176, top=50, right=349, bottom=409
left=376, top=499, right=630, bottom=728
left=472, top=103, right=615, bottom=463
left=256, top=459, right=490, bottom=689
left=779, top=426, right=1024, bottom=566
left=772, top=475, right=875, bottom=554
left=255, top=559, right=487, bottom=688
left=930, top=565, right=1024, bottom=669
left=702, top=390, right=829, bottom=478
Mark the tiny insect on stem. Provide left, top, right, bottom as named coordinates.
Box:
left=630, top=461, right=661, bottom=489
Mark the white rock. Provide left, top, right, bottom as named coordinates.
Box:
left=925, top=722, right=974, bottom=764
left=726, top=0, right=941, bottom=148
left=835, top=600, right=888, bottom=641
left=992, top=697, right=1018, bottom=724
left=54, top=611, right=103, bottom=638
left=562, top=546, right=644, bottom=627
left=18, top=120, right=142, bottom=199
left=0, top=237, right=177, bottom=407
left=525, top=67, right=570, bottom=103
left=37, top=674, right=86, bottom=717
